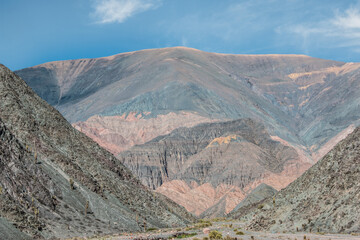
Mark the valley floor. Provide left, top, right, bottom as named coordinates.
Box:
left=75, top=220, right=360, bottom=240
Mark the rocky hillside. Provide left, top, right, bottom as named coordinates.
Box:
left=246, top=127, right=360, bottom=233
left=15, top=47, right=360, bottom=216
left=227, top=184, right=277, bottom=219
left=0, top=64, right=194, bottom=239
left=197, top=183, right=276, bottom=219
left=119, top=119, right=310, bottom=216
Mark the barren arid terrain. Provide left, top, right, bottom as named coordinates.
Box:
left=80, top=219, right=360, bottom=240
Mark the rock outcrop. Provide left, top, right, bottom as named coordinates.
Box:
left=246, top=127, right=360, bottom=233
left=0, top=64, right=194, bottom=239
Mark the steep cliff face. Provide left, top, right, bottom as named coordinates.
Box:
left=246, top=127, right=360, bottom=233
left=0, top=64, right=194, bottom=239
left=119, top=119, right=309, bottom=215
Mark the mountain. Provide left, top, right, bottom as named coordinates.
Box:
left=119, top=119, right=309, bottom=216
left=15, top=46, right=360, bottom=215
left=16, top=47, right=360, bottom=152
left=246, top=127, right=360, bottom=233
left=0, top=64, right=194, bottom=239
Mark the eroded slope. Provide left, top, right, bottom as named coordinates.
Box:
left=0, top=64, right=194, bottom=239
left=247, top=127, right=360, bottom=233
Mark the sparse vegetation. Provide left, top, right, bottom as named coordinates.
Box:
left=273, top=196, right=276, bottom=208
left=210, top=218, right=226, bottom=222
left=236, top=230, right=245, bottom=235
left=34, top=207, right=39, bottom=221
left=146, top=227, right=158, bottom=232
left=69, top=178, right=75, bottom=190
left=85, top=201, right=89, bottom=216
left=209, top=230, right=222, bottom=239
left=196, top=220, right=212, bottom=228
left=0, top=185, right=2, bottom=194
left=175, top=232, right=197, bottom=239
left=223, top=236, right=237, bottom=240
left=257, top=204, right=264, bottom=209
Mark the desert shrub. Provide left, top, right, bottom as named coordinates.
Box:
left=69, top=178, right=75, bottom=190
left=210, top=218, right=226, bottom=222
left=146, top=227, right=158, bottom=232
left=236, top=230, right=244, bottom=235
left=209, top=230, right=222, bottom=239
left=175, top=233, right=197, bottom=239
left=257, top=204, right=264, bottom=209
left=195, top=220, right=212, bottom=228
left=223, top=236, right=236, bottom=240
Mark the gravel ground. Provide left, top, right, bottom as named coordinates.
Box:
left=85, top=220, right=360, bottom=240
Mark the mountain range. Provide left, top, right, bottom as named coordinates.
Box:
left=15, top=46, right=360, bottom=216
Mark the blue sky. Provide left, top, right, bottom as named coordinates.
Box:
left=1, top=0, right=360, bottom=70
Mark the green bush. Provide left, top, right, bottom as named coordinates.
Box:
left=236, top=230, right=245, bottom=235
left=197, top=222, right=212, bottom=228
left=257, top=204, right=264, bottom=209
left=209, top=230, right=222, bottom=239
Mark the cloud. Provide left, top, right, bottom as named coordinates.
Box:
left=333, top=8, right=360, bottom=29
left=278, top=4, right=360, bottom=53
left=92, top=0, right=161, bottom=24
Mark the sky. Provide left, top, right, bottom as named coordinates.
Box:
left=1, top=0, right=360, bottom=70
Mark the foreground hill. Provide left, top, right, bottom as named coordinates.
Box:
left=16, top=47, right=360, bottom=215
left=0, top=64, right=194, bottom=239
left=227, top=183, right=277, bottom=219
left=246, top=127, right=360, bottom=233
